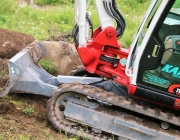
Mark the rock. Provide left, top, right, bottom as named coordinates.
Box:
left=41, top=41, right=82, bottom=75
left=0, top=28, right=34, bottom=59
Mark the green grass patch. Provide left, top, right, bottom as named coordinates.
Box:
left=23, top=106, right=35, bottom=116
left=0, top=0, right=17, bottom=14
left=39, top=59, right=57, bottom=74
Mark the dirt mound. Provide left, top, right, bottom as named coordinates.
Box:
left=0, top=102, right=15, bottom=114
left=0, top=28, right=34, bottom=59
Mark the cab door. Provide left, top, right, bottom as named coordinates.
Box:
left=130, top=0, right=180, bottom=106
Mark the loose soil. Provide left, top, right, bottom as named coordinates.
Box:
left=0, top=94, right=66, bottom=139
left=0, top=28, right=34, bottom=59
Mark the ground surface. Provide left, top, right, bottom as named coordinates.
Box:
left=0, top=94, right=66, bottom=139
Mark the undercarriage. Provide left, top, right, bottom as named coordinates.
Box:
left=47, top=83, right=180, bottom=140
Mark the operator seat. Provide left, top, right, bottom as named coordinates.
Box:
left=164, top=35, right=180, bottom=66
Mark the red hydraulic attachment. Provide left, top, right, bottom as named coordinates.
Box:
left=75, top=26, right=129, bottom=86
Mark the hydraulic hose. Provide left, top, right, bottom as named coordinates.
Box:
left=103, top=0, right=126, bottom=38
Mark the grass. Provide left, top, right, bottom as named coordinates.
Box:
left=23, top=106, right=34, bottom=116
left=0, top=0, right=150, bottom=47
left=0, top=0, right=75, bottom=41
left=39, top=59, right=57, bottom=74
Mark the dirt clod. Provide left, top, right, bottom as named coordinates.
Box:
left=0, top=28, right=34, bottom=59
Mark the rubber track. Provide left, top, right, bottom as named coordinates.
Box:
left=48, top=83, right=180, bottom=139
left=47, top=84, right=112, bottom=140
left=72, top=83, right=180, bottom=127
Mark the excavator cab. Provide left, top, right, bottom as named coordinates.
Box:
left=127, top=0, right=180, bottom=108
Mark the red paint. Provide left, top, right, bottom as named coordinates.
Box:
left=76, top=26, right=129, bottom=87
left=105, top=27, right=115, bottom=38
left=128, top=84, right=137, bottom=95
left=168, top=84, right=180, bottom=94
left=77, top=47, right=95, bottom=65
left=173, top=98, right=180, bottom=109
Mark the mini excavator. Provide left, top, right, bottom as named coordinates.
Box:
left=1, top=0, right=180, bottom=139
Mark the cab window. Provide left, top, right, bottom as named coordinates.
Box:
left=140, top=0, right=180, bottom=91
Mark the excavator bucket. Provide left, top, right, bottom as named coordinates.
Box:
left=0, top=41, right=58, bottom=97
left=0, top=41, right=101, bottom=97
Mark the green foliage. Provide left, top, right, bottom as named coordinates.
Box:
left=23, top=106, right=34, bottom=116
left=0, top=134, right=5, bottom=139
left=15, top=134, right=32, bottom=140
left=0, top=0, right=17, bottom=28
left=118, top=0, right=150, bottom=10
left=34, top=0, right=94, bottom=5
left=173, top=0, right=180, bottom=8
left=0, top=0, right=17, bottom=14
left=137, top=0, right=147, bottom=3
left=0, top=0, right=74, bottom=40
left=44, top=129, right=54, bottom=140
left=35, top=0, right=73, bottom=5
left=114, top=0, right=151, bottom=47
left=39, top=59, right=57, bottom=74
left=0, top=0, right=151, bottom=48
